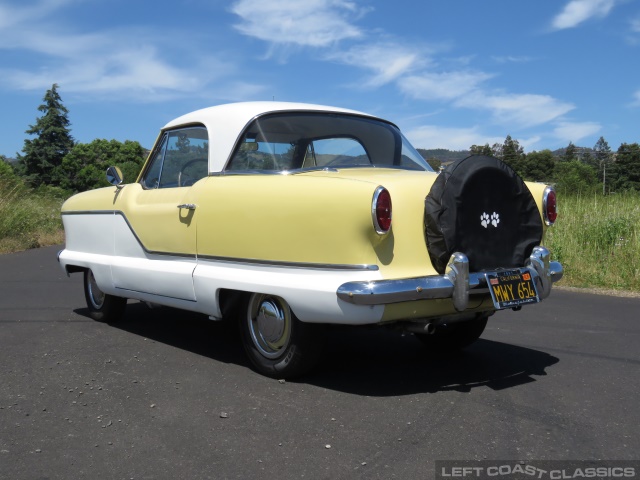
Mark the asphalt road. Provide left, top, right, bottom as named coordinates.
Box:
left=1, top=246, right=639, bottom=479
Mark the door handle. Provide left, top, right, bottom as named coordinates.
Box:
left=177, top=203, right=197, bottom=210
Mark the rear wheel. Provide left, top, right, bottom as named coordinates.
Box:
left=239, top=293, right=324, bottom=378
left=415, top=315, right=488, bottom=353
left=83, top=269, right=126, bottom=323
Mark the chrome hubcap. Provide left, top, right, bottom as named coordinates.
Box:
left=87, top=271, right=105, bottom=309
left=248, top=294, right=292, bottom=359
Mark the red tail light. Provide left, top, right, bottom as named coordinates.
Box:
left=372, top=186, right=392, bottom=234
left=543, top=186, right=557, bottom=225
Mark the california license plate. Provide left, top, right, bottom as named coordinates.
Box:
left=486, top=269, right=539, bottom=310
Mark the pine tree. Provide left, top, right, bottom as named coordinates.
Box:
left=17, top=84, right=74, bottom=186
left=501, top=135, right=525, bottom=174
left=562, top=142, right=577, bottom=162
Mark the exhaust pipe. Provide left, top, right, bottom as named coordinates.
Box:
left=425, top=322, right=437, bottom=335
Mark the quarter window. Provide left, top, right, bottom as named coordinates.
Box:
left=302, top=138, right=370, bottom=168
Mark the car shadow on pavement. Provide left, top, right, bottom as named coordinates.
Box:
left=304, top=326, right=560, bottom=396
left=76, top=302, right=559, bottom=397
left=75, top=302, right=247, bottom=366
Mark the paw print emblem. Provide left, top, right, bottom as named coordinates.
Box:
left=481, top=212, right=500, bottom=228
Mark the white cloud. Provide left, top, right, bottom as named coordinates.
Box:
left=551, top=0, right=616, bottom=30
left=456, top=92, right=575, bottom=128
left=630, top=89, right=640, bottom=106
left=228, top=0, right=581, bottom=134
left=491, top=55, right=534, bottom=64
left=231, top=0, right=366, bottom=47
left=632, top=17, right=640, bottom=32
left=552, top=121, right=601, bottom=142
left=327, top=43, right=427, bottom=87
left=0, top=1, right=266, bottom=101
left=518, top=136, right=543, bottom=151
left=2, top=46, right=201, bottom=94
left=404, top=125, right=504, bottom=151
left=0, top=0, right=80, bottom=29
left=398, top=71, right=494, bottom=102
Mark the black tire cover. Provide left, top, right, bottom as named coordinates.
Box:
left=425, top=155, right=542, bottom=274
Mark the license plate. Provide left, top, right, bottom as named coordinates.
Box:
left=486, top=269, right=539, bottom=310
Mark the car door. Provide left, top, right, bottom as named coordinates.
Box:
left=111, top=126, right=209, bottom=301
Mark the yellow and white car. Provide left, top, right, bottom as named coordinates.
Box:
left=58, top=102, right=562, bottom=377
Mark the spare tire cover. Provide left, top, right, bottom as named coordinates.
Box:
left=425, top=155, right=542, bottom=274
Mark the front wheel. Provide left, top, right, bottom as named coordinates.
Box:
left=239, top=293, right=325, bottom=378
left=83, top=269, right=127, bottom=323
left=415, top=315, right=489, bottom=353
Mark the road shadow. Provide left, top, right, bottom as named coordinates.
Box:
left=304, top=326, right=559, bottom=396
left=75, top=302, right=247, bottom=366
left=76, top=303, right=559, bottom=397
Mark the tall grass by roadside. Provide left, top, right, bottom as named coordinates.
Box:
left=0, top=175, right=66, bottom=253
left=545, top=192, right=640, bottom=291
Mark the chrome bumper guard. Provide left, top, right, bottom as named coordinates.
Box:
left=336, top=246, right=563, bottom=311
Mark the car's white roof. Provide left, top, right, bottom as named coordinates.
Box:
left=162, top=101, right=382, bottom=173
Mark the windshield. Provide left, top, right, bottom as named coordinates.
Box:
left=225, top=112, right=433, bottom=173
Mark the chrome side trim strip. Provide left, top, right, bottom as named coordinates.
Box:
left=61, top=210, right=118, bottom=215
left=197, top=254, right=379, bottom=271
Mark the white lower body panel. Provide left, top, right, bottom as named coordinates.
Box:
left=193, top=260, right=384, bottom=325
left=60, top=212, right=385, bottom=325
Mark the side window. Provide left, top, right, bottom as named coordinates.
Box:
left=141, top=126, right=209, bottom=189
left=302, top=138, right=370, bottom=168
left=227, top=138, right=297, bottom=171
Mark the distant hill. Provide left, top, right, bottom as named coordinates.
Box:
left=551, top=146, right=594, bottom=158
left=418, top=146, right=595, bottom=164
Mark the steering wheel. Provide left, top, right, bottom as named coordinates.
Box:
left=178, top=158, right=208, bottom=187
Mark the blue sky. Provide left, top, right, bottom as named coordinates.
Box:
left=1, top=0, right=639, bottom=158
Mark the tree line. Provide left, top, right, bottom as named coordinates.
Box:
left=2, top=84, right=640, bottom=195
left=422, top=134, right=640, bottom=195
left=0, top=84, right=146, bottom=193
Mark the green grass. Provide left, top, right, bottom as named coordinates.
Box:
left=545, top=192, right=640, bottom=292
left=0, top=175, right=66, bottom=253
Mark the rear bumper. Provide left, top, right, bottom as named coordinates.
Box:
left=337, top=246, right=563, bottom=311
